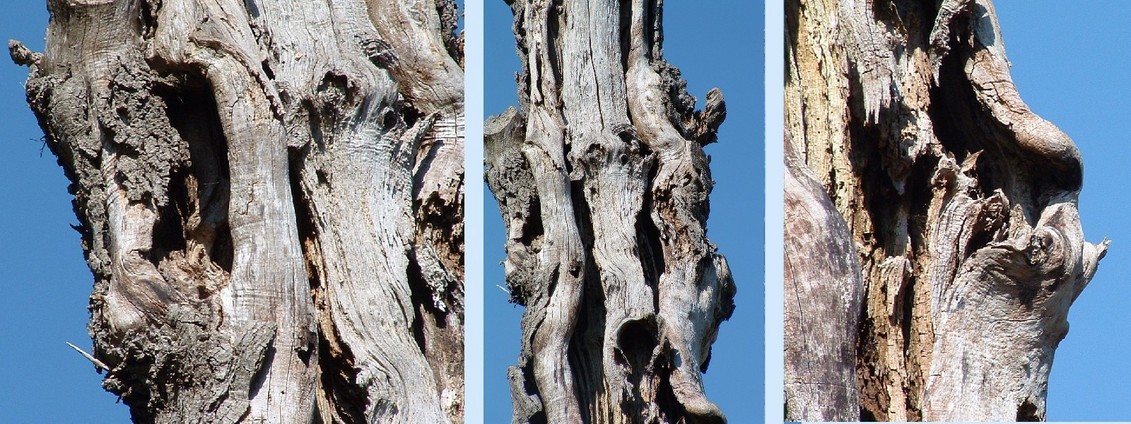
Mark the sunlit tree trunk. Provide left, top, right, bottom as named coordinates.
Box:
left=784, top=0, right=1106, bottom=421
left=485, top=0, right=734, bottom=422
left=9, top=0, right=463, bottom=422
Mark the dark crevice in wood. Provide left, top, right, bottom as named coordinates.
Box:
left=906, top=155, right=937, bottom=252
left=844, top=88, right=893, bottom=254
left=157, top=81, right=233, bottom=273
left=652, top=347, right=684, bottom=424
left=929, top=28, right=976, bottom=164
left=617, top=0, right=632, bottom=70
left=407, top=255, right=434, bottom=350
left=314, top=326, right=368, bottom=422
left=1016, top=399, right=1039, bottom=422
left=287, top=153, right=319, bottom=292
left=508, top=213, right=541, bottom=305
left=304, top=99, right=327, bottom=150
left=635, top=126, right=664, bottom=305
left=402, top=103, right=423, bottom=131
left=150, top=167, right=189, bottom=263
left=243, top=0, right=262, bottom=18
left=898, top=280, right=915, bottom=354
left=520, top=195, right=545, bottom=244
left=260, top=59, right=275, bottom=80
left=207, top=222, right=234, bottom=274
left=860, top=406, right=877, bottom=421
left=637, top=206, right=664, bottom=314
left=903, top=153, right=936, bottom=422
left=616, top=317, right=659, bottom=421
left=934, top=34, right=1064, bottom=223
left=567, top=177, right=601, bottom=423
left=546, top=0, right=564, bottom=101
left=133, top=0, right=158, bottom=38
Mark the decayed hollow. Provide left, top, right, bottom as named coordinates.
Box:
left=485, top=0, right=735, bottom=422
left=11, top=0, right=464, bottom=422
left=785, top=0, right=1106, bottom=421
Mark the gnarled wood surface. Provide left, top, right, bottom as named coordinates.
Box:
left=10, top=0, right=463, bottom=422
left=485, top=0, right=734, bottom=422
left=785, top=0, right=1106, bottom=421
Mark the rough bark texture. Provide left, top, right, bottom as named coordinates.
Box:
left=785, top=0, right=1107, bottom=421
left=485, top=0, right=735, bottom=423
left=10, top=0, right=463, bottom=422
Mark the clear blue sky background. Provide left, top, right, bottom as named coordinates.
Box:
left=483, top=1, right=764, bottom=423
left=995, top=2, right=1131, bottom=421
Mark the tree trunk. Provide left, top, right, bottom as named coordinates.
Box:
left=485, top=0, right=735, bottom=422
left=9, top=0, right=463, bottom=422
left=784, top=0, right=1107, bottom=421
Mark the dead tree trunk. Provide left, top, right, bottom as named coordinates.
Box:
left=784, top=0, right=1107, bottom=421
left=9, top=0, right=463, bottom=422
left=485, top=0, right=735, bottom=422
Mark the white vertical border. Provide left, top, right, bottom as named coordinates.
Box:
left=765, top=0, right=785, bottom=423
left=464, top=0, right=484, bottom=422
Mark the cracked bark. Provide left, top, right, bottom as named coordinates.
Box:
left=785, top=0, right=1106, bottom=421
left=485, top=0, right=734, bottom=423
left=9, top=0, right=463, bottom=422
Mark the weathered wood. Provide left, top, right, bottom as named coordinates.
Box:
left=785, top=0, right=1107, bottom=421
left=10, top=0, right=464, bottom=422
left=486, top=0, right=735, bottom=422
left=784, top=133, right=863, bottom=422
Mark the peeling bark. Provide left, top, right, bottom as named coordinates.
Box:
left=10, top=0, right=464, bottom=422
left=485, top=0, right=734, bottom=422
left=785, top=0, right=1106, bottom=421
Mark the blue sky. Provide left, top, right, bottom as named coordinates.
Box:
left=483, top=1, right=763, bottom=423
left=994, top=2, right=1131, bottom=421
